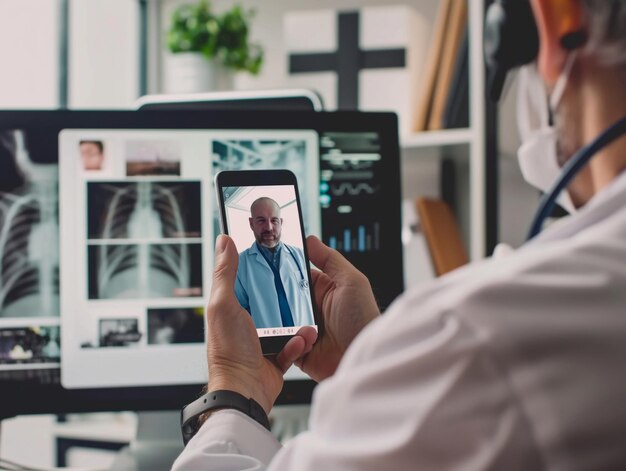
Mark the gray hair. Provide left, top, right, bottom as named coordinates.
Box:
left=582, top=0, right=626, bottom=66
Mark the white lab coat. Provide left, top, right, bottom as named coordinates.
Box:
left=173, top=171, right=626, bottom=470
left=234, top=242, right=314, bottom=329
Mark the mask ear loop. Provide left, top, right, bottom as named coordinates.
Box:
left=516, top=66, right=533, bottom=141
left=549, top=51, right=578, bottom=111
left=516, top=63, right=551, bottom=141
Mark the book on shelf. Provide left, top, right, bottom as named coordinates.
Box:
left=414, top=0, right=453, bottom=132
left=427, top=0, right=467, bottom=131
left=442, top=30, right=469, bottom=130
left=414, top=0, right=468, bottom=132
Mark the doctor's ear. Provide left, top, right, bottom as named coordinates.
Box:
left=249, top=217, right=253, bottom=229
left=531, top=0, right=587, bottom=84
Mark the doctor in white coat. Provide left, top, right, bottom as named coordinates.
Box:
left=174, top=0, right=626, bottom=469
left=234, top=197, right=314, bottom=329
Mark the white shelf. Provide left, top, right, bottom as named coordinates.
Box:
left=401, top=0, right=486, bottom=261
left=401, top=128, right=474, bottom=149
left=151, top=0, right=487, bottom=261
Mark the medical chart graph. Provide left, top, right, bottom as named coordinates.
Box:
left=327, top=223, right=380, bottom=252
left=319, top=132, right=385, bottom=254
left=328, top=182, right=379, bottom=196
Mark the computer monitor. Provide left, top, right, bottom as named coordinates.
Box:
left=0, top=109, right=402, bottom=419
left=134, top=89, right=324, bottom=112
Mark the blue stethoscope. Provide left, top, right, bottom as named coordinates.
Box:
left=285, top=245, right=309, bottom=290
left=527, top=114, right=626, bottom=241
left=258, top=243, right=309, bottom=290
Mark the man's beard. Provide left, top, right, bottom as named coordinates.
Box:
left=259, top=232, right=280, bottom=247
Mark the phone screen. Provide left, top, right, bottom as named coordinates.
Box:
left=217, top=174, right=317, bottom=351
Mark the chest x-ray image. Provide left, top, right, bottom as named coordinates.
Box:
left=86, top=181, right=203, bottom=299
left=0, top=130, right=59, bottom=318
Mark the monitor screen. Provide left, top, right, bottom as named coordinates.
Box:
left=0, top=110, right=402, bottom=417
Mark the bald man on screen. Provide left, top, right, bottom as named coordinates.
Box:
left=234, top=197, right=314, bottom=329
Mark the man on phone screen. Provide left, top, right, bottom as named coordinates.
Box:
left=234, top=197, right=313, bottom=329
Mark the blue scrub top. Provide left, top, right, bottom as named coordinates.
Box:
left=234, top=241, right=314, bottom=329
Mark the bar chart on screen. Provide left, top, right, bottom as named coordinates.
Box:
left=327, top=222, right=380, bottom=253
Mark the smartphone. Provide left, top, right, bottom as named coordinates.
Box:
left=215, top=169, right=318, bottom=355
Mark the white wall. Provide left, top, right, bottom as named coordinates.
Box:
left=0, top=0, right=140, bottom=109
left=0, top=0, right=60, bottom=108
left=68, top=0, right=139, bottom=108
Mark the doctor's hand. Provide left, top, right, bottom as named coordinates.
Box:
left=297, top=236, right=380, bottom=382
left=205, top=235, right=316, bottom=414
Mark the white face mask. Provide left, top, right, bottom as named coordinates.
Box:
left=516, top=54, right=577, bottom=214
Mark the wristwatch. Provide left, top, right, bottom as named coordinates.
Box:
left=180, top=389, right=271, bottom=445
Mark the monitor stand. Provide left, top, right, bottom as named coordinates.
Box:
left=109, top=411, right=183, bottom=471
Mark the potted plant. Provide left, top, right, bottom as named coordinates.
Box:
left=165, top=1, right=263, bottom=93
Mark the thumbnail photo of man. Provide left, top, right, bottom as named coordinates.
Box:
left=80, top=140, right=105, bottom=171
left=235, top=196, right=314, bottom=329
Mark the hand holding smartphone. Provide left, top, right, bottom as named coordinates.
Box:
left=215, top=170, right=318, bottom=355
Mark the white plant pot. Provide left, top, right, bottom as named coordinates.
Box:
left=165, top=52, right=234, bottom=93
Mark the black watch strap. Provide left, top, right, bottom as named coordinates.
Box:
left=181, top=389, right=271, bottom=445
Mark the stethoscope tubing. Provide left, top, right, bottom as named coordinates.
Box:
left=284, top=245, right=306, bottom=284
left=526, top=114, right=626, bottom=241
left=258, top=242, right=308, bottom=288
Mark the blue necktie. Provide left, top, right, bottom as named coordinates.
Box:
left=257, top=244, right=294, bottom=327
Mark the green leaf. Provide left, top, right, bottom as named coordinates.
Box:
left=166, top=1, right=263, bottom=74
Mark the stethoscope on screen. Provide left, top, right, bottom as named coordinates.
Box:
left=526, top=114, right=626, bottom=241
left=259, top=243, right=309, bottom=290
left=285, top=245, right=309, bottom=290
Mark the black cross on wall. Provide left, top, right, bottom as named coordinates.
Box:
left=288, top=11, right=406, bottom=110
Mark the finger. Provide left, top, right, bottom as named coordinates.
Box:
left=274, top=336, right=305, bottom=374
left=295, top=326, right=318, bottom=350
left=274, top=327, right=318, bottom=373
left=310, top=269, right=332, bottom=311
left=306, top=235, right=356, bottom=279
left=310, top=269, right=327, bottom=285
left=210, top=235, right=239, bottom=301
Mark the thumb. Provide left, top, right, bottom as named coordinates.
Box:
left=210, top=235, right=239, bottom=300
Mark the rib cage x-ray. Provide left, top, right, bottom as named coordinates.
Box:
left=0, top=130, right=59, bottom=318
left=87, top=181, right=202, bottom=299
